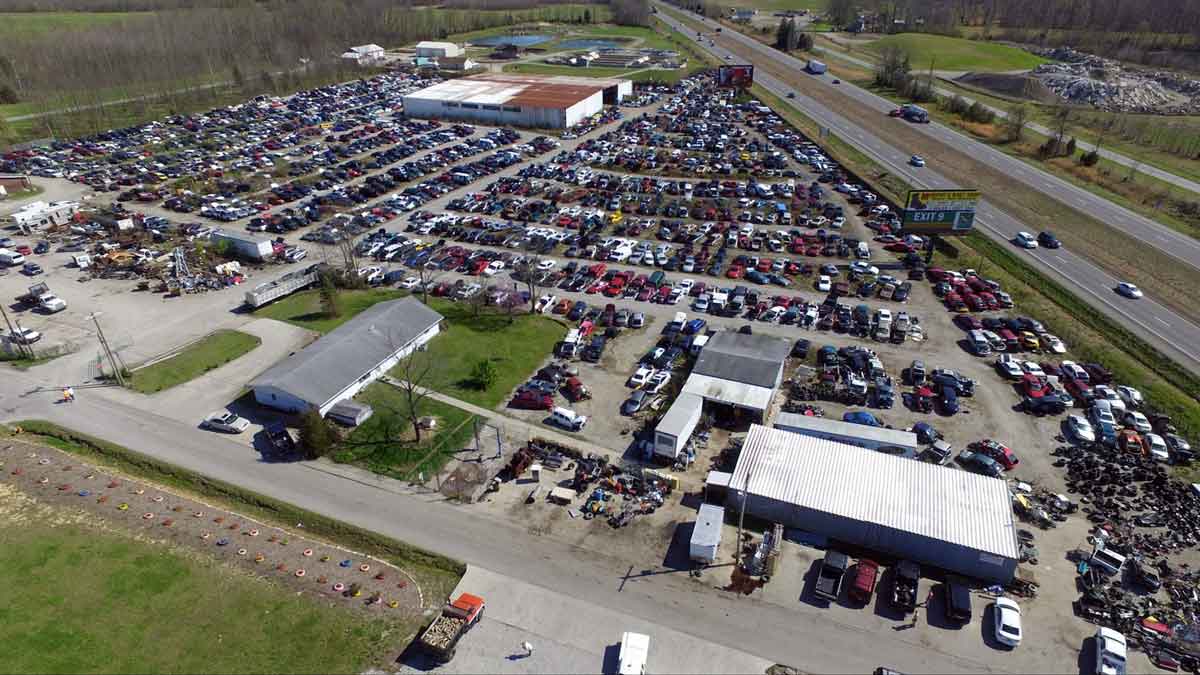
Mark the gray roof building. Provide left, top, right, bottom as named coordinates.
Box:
left=692, top=331, right=791, bottom=389
left=251, top=297, right=443, bottom=414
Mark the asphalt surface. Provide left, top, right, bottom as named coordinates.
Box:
left=810, top=43, right=1200, bottom=196
left=656, top=4, right=1200, bottom=375
left=0, top=370, right=1013, bottom=675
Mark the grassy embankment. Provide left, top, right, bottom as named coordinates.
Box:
left=128, top=329, right=261, bottom=394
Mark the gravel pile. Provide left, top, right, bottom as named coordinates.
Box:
left=1031, top=47, right=1200, bottom=113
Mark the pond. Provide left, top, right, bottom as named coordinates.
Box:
left=557, top=38, right=627, bottom=50
left=470, top=34, right=552, bottom=47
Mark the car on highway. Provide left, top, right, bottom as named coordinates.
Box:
left=202, top=411, right=250, bottom=434
left=787, top=92, right=796, bottom=99
left=908, top=155, right=925, bottom=167
left=1037, top=231, right=1061, bottom=248
left=993, top=597, right=1023, bottom=648
left=1014, top=232, right=1039, bottom=249
left=1115, top=282, right=1143, bottom=299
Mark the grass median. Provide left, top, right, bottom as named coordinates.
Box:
left=128, top=329, right=261, bottom=393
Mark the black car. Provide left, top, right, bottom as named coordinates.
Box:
left=265, top=423, right=296, bottom=455
left=1037, top=231, right=1061, bottom=248
left=792, top=338, right=810, bottom=359
left=1130, top=560, right=1162, bottom=592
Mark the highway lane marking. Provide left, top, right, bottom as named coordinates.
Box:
left=1155, top=317, right=1171, bottom=326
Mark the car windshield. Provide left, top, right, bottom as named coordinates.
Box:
left=1003, top=623, right=1020, bottom=635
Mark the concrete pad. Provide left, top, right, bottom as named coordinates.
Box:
left=400, top=566, right=774, bottom=674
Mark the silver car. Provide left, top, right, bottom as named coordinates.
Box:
left=202, top=411, right=250, bottom=434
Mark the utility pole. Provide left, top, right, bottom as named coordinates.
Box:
left=0, top=303, right=33, bottom=360
left=89, top=312, right=126, bottom=387
left=734, top=467, right=751, bottom=569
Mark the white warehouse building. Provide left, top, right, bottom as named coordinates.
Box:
left=415, top=41, right=464, bottom=59
left=402, top=73, right=632, bottom=129
left=250, top=297, right=444, bottom=417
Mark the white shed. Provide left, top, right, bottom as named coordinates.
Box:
left=689, top=503, right=724, bottom=563
left=415, top=41, right=463, bottom=59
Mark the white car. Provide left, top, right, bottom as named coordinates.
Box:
left=399, top=276, right=421, bottom=290
left=628, top=366, right=653, bottom=388
left=1014, top=232, right=1038, bottom=249
left=848, top=261, right=879, bottom=276
left=1066, top=414, right=1096, bottom=444
left=1094, top=628, right=1127, bottom=675
left=646, top=370, right=671, bottom=394
left=1041, top=334, right=1066, bottom=354
left=677, top=279, right=695, bottom=295
left=536, top=259, right=557, bottom=272
left=9, top=327, right=41, bottom=345
left=1093, top=385, right=1126, bottom=416
left=1115, top=282, right=1143, bottom=299
left=816, top=275, right=831, bottom=292
left=356, top=266, right=383, bottom=285
left=483, top=260, right=505, bottom=277
left=909, top=155, right=926, bottom=167
left=995, top=354, right=1023, bottom=380
left=1020, top=361, right=1045, bottom=378
left=202, top=411, right=250, bottom=434
left=1116, top=385, right=1143, bottom=409
left=1124, top=411, right=1152, bottom=433
left=993, top=597, right=1022, bottom=648
left=1144, top=433, right=1170, bottom=462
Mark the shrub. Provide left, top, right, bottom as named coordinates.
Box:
left=298, top=409, right=336, bottom=460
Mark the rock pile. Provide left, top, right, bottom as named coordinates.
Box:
left=1031, top=46, right=1200, bottom=114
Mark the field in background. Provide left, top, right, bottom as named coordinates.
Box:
left=0, top=10, right=146, bottom=35
left=863, top=33, right=1048, bottom=72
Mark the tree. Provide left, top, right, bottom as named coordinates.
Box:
left=0, top=83, right=18, bottom=105
left=298, top=409, right=336, bottom=460
left=231, top=64, right=246, bottom=91
left=319, top=271, right=341, bottom=318
left=512, top=256, right=544, bottom=314
left=415, top=263, right=443, bottom=305
left=391, top=348, right=441, bottom=445
left=775, top=17, right=791, bottom=50
left=1005, top=103, right=1028, bottom=142
left=1065, top=136, right=1078, bottom=156
left=796, top=32, right=814, bottom=52
left=826, top=0, right=855, bottom=28
left=611, top=0, right=651, bottom=26
left=469, top=358, right=498, bottom=391
left=874, top=45, right=911, bottom=89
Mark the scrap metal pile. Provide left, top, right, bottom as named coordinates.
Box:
left=1032, top=47, right=1200, bottom=114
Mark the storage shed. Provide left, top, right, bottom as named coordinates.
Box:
left=210, top=229, right=274, bottom=261
left=728, top=425, right=1019, bottom=583
left=415, top=41, right=463, bottom=59
left=689, top=503, right=724, bottom=564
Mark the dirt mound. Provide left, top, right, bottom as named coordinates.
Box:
left=956, top=72, right=1059, bottom=104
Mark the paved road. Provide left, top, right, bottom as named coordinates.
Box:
left=0, top=370, right=1014, bottom=674
left=656, top=5, right=1200, bottom=375
left=811, top=41, right=1200, bottom=196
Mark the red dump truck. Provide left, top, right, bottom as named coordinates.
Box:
left=417, top=593, right=485, bottom=663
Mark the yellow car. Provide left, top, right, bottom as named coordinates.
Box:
left=1020, top=331, right=1040, bottom=351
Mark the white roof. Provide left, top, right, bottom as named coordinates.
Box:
left=692, top=503, right=724, bottom=549
left=731, top=425, right=1020, bottom=560
left=351, top=44, right=384, bottom=53
left=774, top=412, right=918, bottom=451
left=416, top=41, right=457, bottom=50
left=682, top=373, right=773, bottom=412
left=657, top=393, right=703, bottom=437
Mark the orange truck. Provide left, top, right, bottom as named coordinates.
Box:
left=417, top=593, right=485, bottom=663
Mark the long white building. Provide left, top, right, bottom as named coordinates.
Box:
left=402, top=73, right=632, bottom=129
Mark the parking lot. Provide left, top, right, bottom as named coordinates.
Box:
left=4, top=67, right=1199, bottom=673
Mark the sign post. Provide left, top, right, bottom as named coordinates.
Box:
left=901, top=189, right=980, bottom=235
left=717, top=64, right=755, bottom=89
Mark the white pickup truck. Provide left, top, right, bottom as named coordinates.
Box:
left=38, top=291, right=67, bottom=313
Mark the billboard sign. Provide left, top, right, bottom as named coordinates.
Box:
left=902, top=189, right=980, bottom=234
left=717, top=64, right=754, bottom=89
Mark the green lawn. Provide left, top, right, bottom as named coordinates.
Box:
left=254, top=289, right=406, bottom=334
left=129, top=329, right=261, bottom=393
left=336, top=382, right=480, bottom=480
left=864, top=33, right=1048, bottom=72
left=725, top=0, right=826, bottom=11
left=0, top=519, right=406, bottom=674
left=420, top=300, right=567, bottom=410
left=0, top=11, right=147, bottom=35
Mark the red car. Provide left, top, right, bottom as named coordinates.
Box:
left=15, top=244, right=33, bottom=256
left=884, top=242, right=915, bottom=254
left=510, top=391, right=553, bottom=411
left=954, top=315, right=982, bottom=331
left=727, top=265, right=744, bottom=279
left=975, top=439, right=1019, bottom=470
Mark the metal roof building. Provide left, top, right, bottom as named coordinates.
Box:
left=774, top=412, right=919, bottom=455
left=402, top=73, right=632, bottom=129
left=250, top=297, right=443, bottom=416
left=729, top=425, right=1019, bottom=582
left=680, top=331, right=791, bottom=421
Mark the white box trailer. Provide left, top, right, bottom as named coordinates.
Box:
left=243, top=264, right=320, bottom=308
left=654, top=393, right=703, bottom=460
left=806, top=59, right=827, bottom=74
left=689, top=503, right=724, bottom=564
left=618, top=632, right=650, bottom=675
left=211, top=228, right=274, bottom=261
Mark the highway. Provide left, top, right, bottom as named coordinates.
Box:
left=656, top=4, right=1200, bottom=375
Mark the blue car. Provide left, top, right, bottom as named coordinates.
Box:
left=683, top=318, right=707, bottom=335
left=912, top=422, right=940, bottom=445
left=842, top=411, right=881, bottom=427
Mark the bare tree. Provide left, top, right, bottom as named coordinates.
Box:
left=390, top=346, right=441, bottom=445
left=415, top=262, right=444, bottom=304
left=1005, top=103, right=1028, bottom=142
left=511, top=255, right=545, bottom=314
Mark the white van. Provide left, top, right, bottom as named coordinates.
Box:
left=549, top=407, right=588, bottom=432
left=619, top=632, right=650, bottom=675
left=0, top=249, right=26, bottom=266
left=855, top=242, right=870, bottom=259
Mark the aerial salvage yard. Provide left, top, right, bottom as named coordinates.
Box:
left=3, top=65, right=1200, bottom=675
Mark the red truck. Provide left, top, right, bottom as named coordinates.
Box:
left=417, top=593, right=485, bottom=663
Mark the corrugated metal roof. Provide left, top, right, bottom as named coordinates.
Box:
left=402, top=73, right=627, bottom=110
left=731, top=425, right=1019, bottom=560
left=774, top=412, right=919, bottom=451
left=250, top=297, right=442, bottom=408
left=682, top=374, right=774, bottom=411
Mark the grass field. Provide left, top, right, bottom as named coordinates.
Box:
left=0, top=510, right=405, bottom=674
left=506, top=63, right=641, bottom=77
left=129, top=329, right=261, bottom=394
left=337, top=383, right=480, bottom=480
left=421, top=300, right=567, bottom=409
left=864, top=33, right=1047, bottom=72
left=0, top=11, right=146, bottom=35
left=724, top=0, right=826, bottom=11
left=254, top=289, right=405, bottom=334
